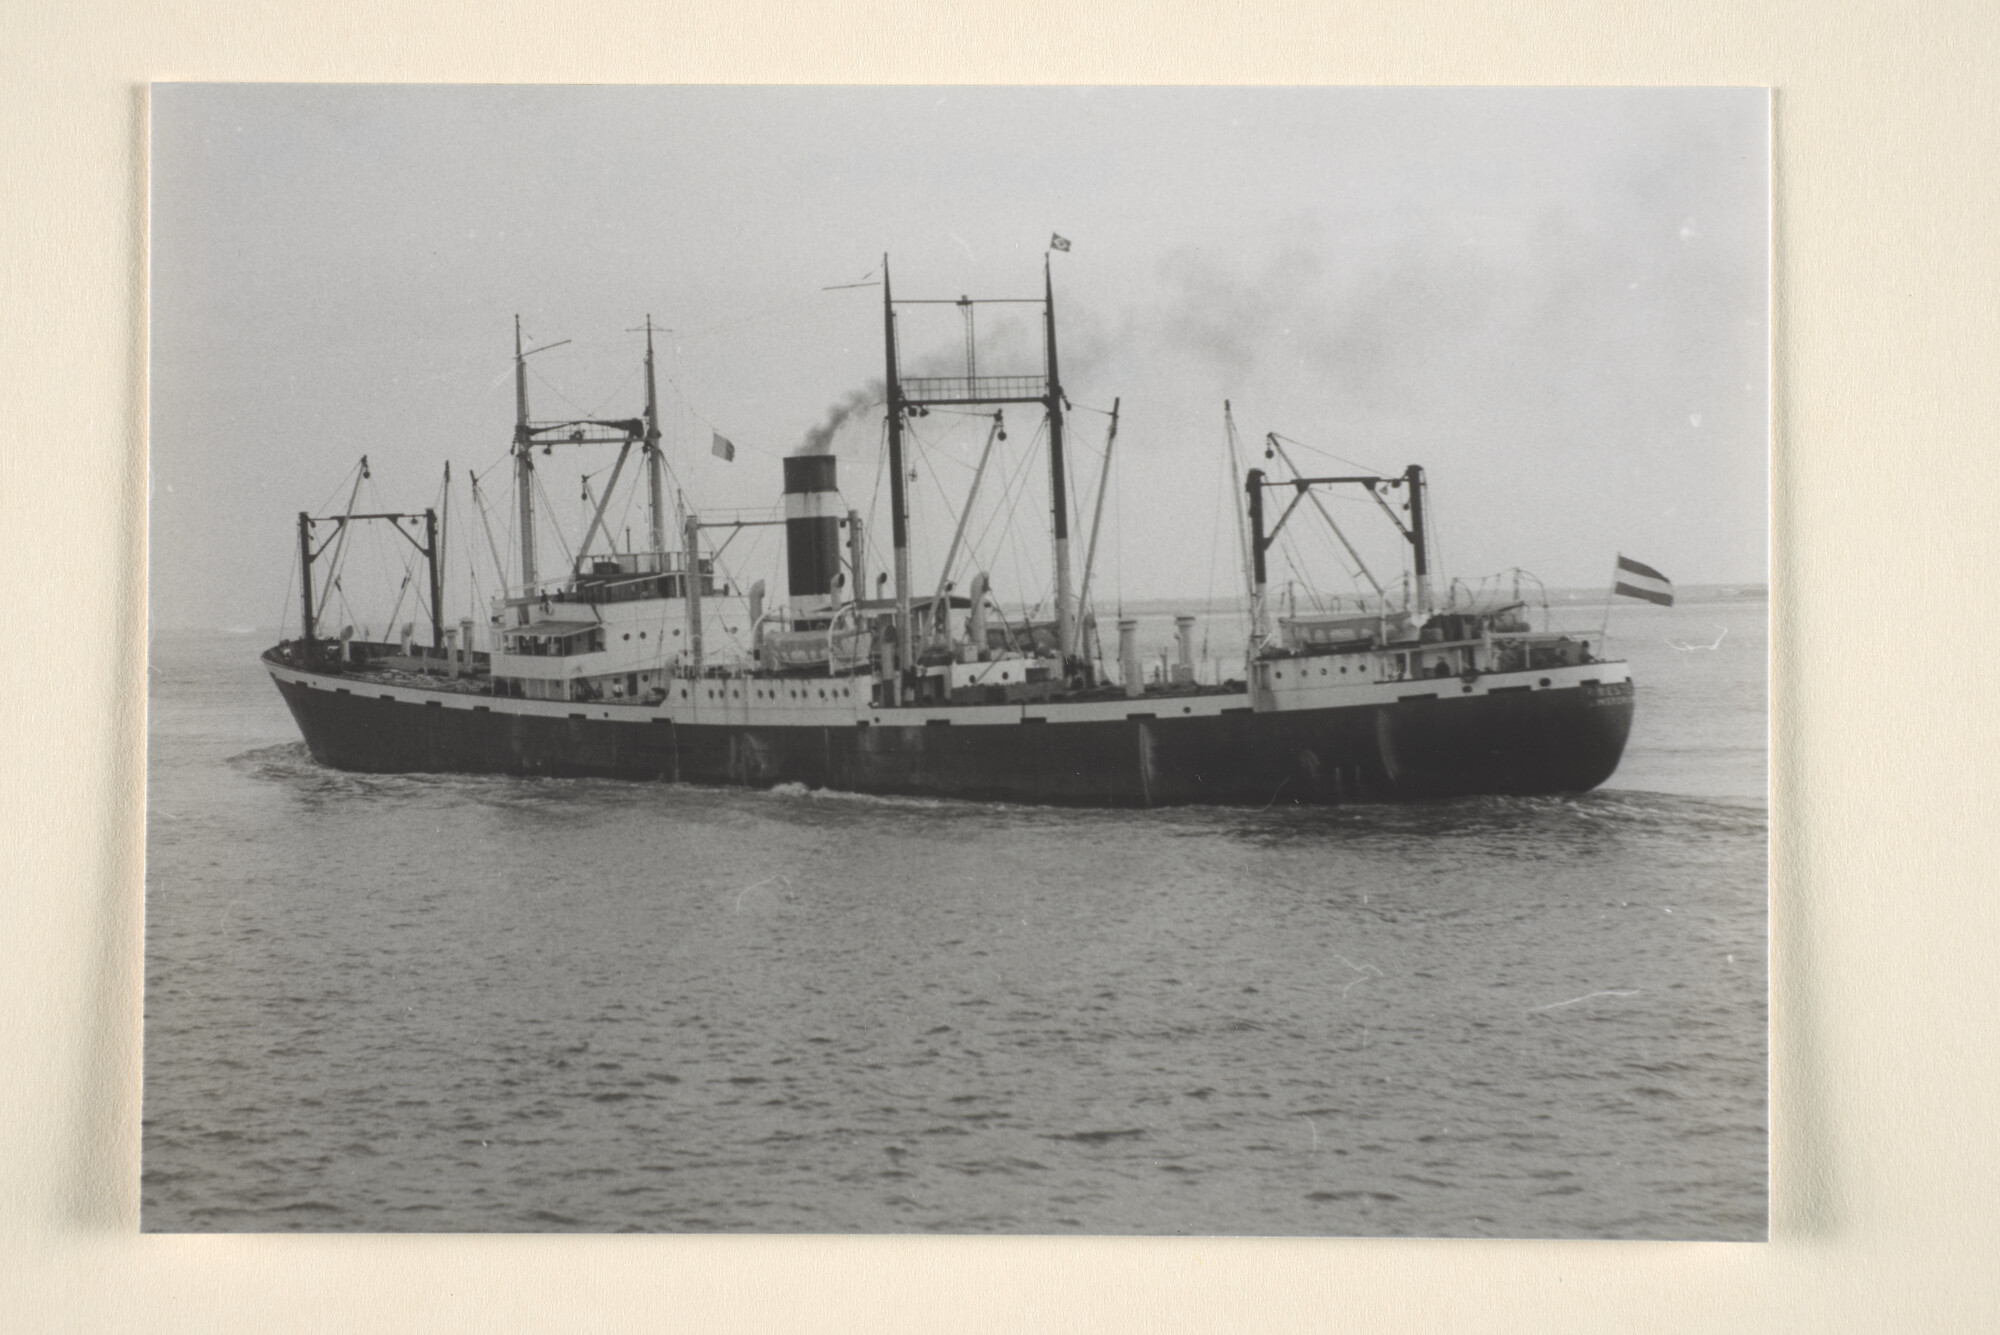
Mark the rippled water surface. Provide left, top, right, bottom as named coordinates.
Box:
left=144, top=599, right=1766, bottom=1236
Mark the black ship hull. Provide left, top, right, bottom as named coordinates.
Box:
left=267, top=655, right=1635, bottom=807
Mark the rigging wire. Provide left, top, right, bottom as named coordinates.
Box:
left=667, top=288, right=822, bottom=342
left=959, top=439, right=1021, bottom=575
left=612, top=479, right=640, bottom=557
left=658, top=366, right=782, bottom=464
left=315, top=462, right=373, bottom=633
left=310, top=456, right=366, bottom=519
left=1423, top=484, right=1444, bottom=606
left=586, top=362, right=642, bottom=419
left=907, top=416, right=995, bottom=601
left=528, top=362, right=590, bottom=417
left=1267, top=431, right=1385, bottom=478
left=356, top=472, right=397, bottom=639
left=1224, top=411, right=1254, bottom=609
left=530, top=468, right=576, bottom=570
left=1104, top=429, right=1120, bottom=663
left=276, top=550, right=297, bottom=641
left=1113, top=426, right=1123, bottom=620
left=864, top=414, right=888, bottom=599
left=456, top=489, right=487, bottom=638
left=904, top=421, right=950, bottom=542
left=997, top=436, right=1048, bottom=626
left=1275, top=522, right=1330, bottom=617
left=332, top=580, right=356, bottom=636
left=1200, top=420, right=1229, bottom=662
left=963, top=418, right=1046, bottom=607
left=501, top=473, right=517, bottom=596
left=470, top=470, right=511, bottom=596
left=428, top=466, right=451, bottom=632
left=384, top=556, right=418, bottom=634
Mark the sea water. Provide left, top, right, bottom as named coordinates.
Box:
left=141, top=595, right=1766, bottom=1236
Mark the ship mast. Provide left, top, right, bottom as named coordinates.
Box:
left=641, top=316, right=668, bottom=558
left=881, top=258, right=1076, bottom=683
left=1406, top=463, right=1432, bottom=616
left=512, top=315, right=538, bottom=592
left=882, top=256, right=913, bottom=672
left=1044, top=257, right=1076, bottom=667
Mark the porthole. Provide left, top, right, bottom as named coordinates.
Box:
left=623, top=633, right=630, bottom=641
left=1319, top=668, right=1327, bottom=676
left=639, top=631, right=647, bottom=640
left=1538, top=678, right=1551, bottom=687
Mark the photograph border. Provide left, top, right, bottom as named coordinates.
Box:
left=3, top=0, right=1992, bottom=1328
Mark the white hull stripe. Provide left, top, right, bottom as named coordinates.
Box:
left=267, top=659, right=1630, bottom=728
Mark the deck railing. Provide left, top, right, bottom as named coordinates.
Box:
left=900, top=374, right=1049, bottom=405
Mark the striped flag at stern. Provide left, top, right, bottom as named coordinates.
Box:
left=1613, top=555, right=1675, bottom=607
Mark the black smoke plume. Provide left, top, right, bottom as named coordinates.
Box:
left=796, top=380, right=885, bottom=455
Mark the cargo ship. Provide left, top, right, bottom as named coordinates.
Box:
left=264, top=258, right=1634, bottom=806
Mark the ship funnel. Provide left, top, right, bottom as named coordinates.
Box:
left=1173, top=615, right=1197, bottom=684
left=783, top=454, right=841, bottom=617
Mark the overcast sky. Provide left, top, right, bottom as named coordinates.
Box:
left=150, top=85, right=1766, bottom=632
